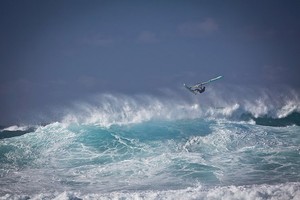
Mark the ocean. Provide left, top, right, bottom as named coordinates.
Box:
left=1, top=94, right=300, bottom=200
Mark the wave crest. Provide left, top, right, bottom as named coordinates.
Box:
left=60, top=92, right=300, bottom=127
left=62, top=94, right=202, bottom=127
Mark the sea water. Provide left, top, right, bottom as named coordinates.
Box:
left=1, top=94, right=300, bottom=199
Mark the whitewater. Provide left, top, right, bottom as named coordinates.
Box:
left=1, top=91, right=300, bottom=200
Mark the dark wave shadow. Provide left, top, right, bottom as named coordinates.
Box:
left=241, top=112, right=300, bottom=127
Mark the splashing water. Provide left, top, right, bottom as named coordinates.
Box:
left=1, top=93, right=300, bottom=199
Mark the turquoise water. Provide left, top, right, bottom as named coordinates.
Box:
left=1, top=95, right=300, bottom=199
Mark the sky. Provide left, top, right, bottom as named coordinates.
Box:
left=0, top=0, right=300, bottom=125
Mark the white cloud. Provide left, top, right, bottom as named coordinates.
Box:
left=78, top=75, right=97, bottom=88
left=83, top=34, right=114, bottom=47
left=137, top=31, right=159, bottom=44
left=178, top=18, right=219, bottom=37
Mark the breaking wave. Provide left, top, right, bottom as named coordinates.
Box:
left=0, top=125, right=36, bottom=139
left=60, top=93, right=300, bottom=128
left=1, top=91, right=299, bottom=140
left=1, top=91, right=300, bottom=199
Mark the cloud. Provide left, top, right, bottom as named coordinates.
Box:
left=78, top=75, right=97, bottom=88
left=177, top=18, right=219, bottom=37
left=137, top=31, right=159, bottom=44
left=82, top=34, right=114, bottom=47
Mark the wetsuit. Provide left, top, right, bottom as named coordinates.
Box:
left=195, top=86, right=205, bottom=93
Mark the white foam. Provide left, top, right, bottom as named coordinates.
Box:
left=205, top=103, right=240, bottom=118
left=59, top=94, right=247, bottom=128
left=61, top=94, right=204, bottom=127
left=244, top=99, right=270, bottom=118
left=1, top=109, right=300, bottom=199
left=277, top=100, right=300, bottom=118
left=2, top=182, right=299, bottom=200
left=57, top=90, right=300, bottom=127
left=1, top=125, right=29, bottom=132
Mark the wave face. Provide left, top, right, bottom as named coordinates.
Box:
left=1, top=94, right=300, bottom=199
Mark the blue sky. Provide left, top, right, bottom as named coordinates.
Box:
left=1, top=0, right=300, bottom=124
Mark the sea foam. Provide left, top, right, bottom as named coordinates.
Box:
left=59, top=91, right=300, bottom=127
left=2, top=182, right=300, bottom=200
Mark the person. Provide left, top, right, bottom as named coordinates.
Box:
left=195, top=86, right=205, bottom=93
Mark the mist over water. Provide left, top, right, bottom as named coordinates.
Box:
left=1, top=89, right=300, bottom=199
left=60, top=87, right=300, bottom=127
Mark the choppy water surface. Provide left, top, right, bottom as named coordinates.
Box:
left=1, top=94, right=300, bottom=199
